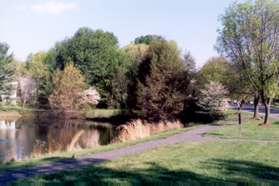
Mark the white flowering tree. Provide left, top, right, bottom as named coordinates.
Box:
left=80, top=87, right=101, bottom=106
left=18, top=76, right=37, bottom=107
left=197, top=81, right=228, bottom=115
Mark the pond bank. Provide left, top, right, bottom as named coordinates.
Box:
left=0, top=109, right=193, bottom=163
left=0, top=125, right=199, bottom=172
left=1, top=125, right=218, bottom=185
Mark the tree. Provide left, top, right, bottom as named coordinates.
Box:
left=49, top=64, right=86, bottom=111
left=124, top=44, right=149, bottom=64
left=217, top=0, right=279, bottom=124
left=183, top=51, right=196, bottom=75
left=25, top=52, right=52, bottom=107
left=124, top=44, right=150, bottom=109
left=80, top=87, right=101, bottom=106
left=134, top=35, right=164, bottom=45
left=197, top=81, right=228, bottom=116
left=0, top=42, right=14, bottom=96
left=53, top=27, right=130, bottom=108
left=128, top=40, right=190, bottom=121
left=108, top=50, right=132, bottom=108
left=183, top=81, right=229, bottom=123
left=18, top=76, right=37, bottom=107
left=197, top=57, right=235, bottom=90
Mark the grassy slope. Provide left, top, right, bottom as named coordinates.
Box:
left=14, top=111, right=279, bottom=185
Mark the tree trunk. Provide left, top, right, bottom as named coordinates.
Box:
left=238, top=100, right=244, bottom=125
left=262, top=98, right=271, bottom=125
left=253, top=94, right=260, bottom=119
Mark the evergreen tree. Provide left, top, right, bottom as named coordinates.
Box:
left=129, top=40, right=190, bottom=121
left=0, top=42, right=14, bottom=96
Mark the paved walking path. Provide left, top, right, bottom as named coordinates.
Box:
left=0, top=125, right=218, bottom=185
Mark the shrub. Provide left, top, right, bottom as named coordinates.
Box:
left=49, top=64, right=86, bottom=111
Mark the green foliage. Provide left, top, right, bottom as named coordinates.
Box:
left=196, top=57, right=251, bottom=100
left=85, top=109, right=122, bottom=119
left=198, top=57, right=234, bottom=88
left=107, top=50, right=132, bottom=108
left=25, top=52, right=53, bottom=107
left=217, top=0, right=279, bottom=123
left=26, top=52, right=49, bottom=80
left=124, top=44, right=149, bottom=64
left=53, top=27, right=131, bottom=108
left=134, top=35, right=164, bottom=45
left=49, top=64, right=86, bottom=111
left=128, top=40, right=190, bottom=121
left=0, top=42, right=14, bottom=95
left=217, top=1, right=279, bottom=94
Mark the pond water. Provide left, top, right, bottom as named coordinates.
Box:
left=0, top=113, right=115, bottom=162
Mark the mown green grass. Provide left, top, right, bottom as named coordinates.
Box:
left=207, top=111, right=279, bottom=141
left=85, top=109, right=122, bottom=119
left=12, top=111, right=279, bottom=185
left=13, top=141, right=279, bottom=185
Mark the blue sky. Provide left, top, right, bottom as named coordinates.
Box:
left=1, top=0, right=235, bottom=66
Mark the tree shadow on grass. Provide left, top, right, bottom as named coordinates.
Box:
left=0, top=156, right=75, bottom=173
left=205, top=159, right=279, bottom=184
left=12, top=161, right=279, bottom=185
left=11, top=162, right=223, bottom=185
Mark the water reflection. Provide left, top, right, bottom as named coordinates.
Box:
left=0, top=120, right=16, bottom=130
left=0, top=113, right=114, bottom=162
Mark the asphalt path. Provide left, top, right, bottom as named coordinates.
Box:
left=230, top=104, right=279, bottom=119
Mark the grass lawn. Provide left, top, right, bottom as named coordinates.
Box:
left=12, top=111, right=279, bottom=185
left=85, top=109, right=123, bottom=119
left=207, top=111, right=279, bottom=141
left=0, top=105, right=38, bottom=112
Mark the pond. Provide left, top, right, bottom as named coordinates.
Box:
left=0, top=113, right=115, bottom=162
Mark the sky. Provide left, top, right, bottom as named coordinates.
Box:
left=0, top=0, right=236, bottom=67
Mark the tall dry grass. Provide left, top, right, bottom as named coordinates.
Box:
left=113, top=120, right=184, bottom=142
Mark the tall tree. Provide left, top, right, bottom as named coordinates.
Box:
left=0, top=42, right=14, bottom=96
left=217, top=0, right=279, bottom=124
left=134, top=35, right=164, bottom=45
left=197, top=57, right=236, bottom=91
left=54, top=27, right=130, bottom=108
left=128, top=40, right=190, bottom=121
left=25, top=52, right=53, bottom=107
left=183, top=51, right=196, bottom=75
